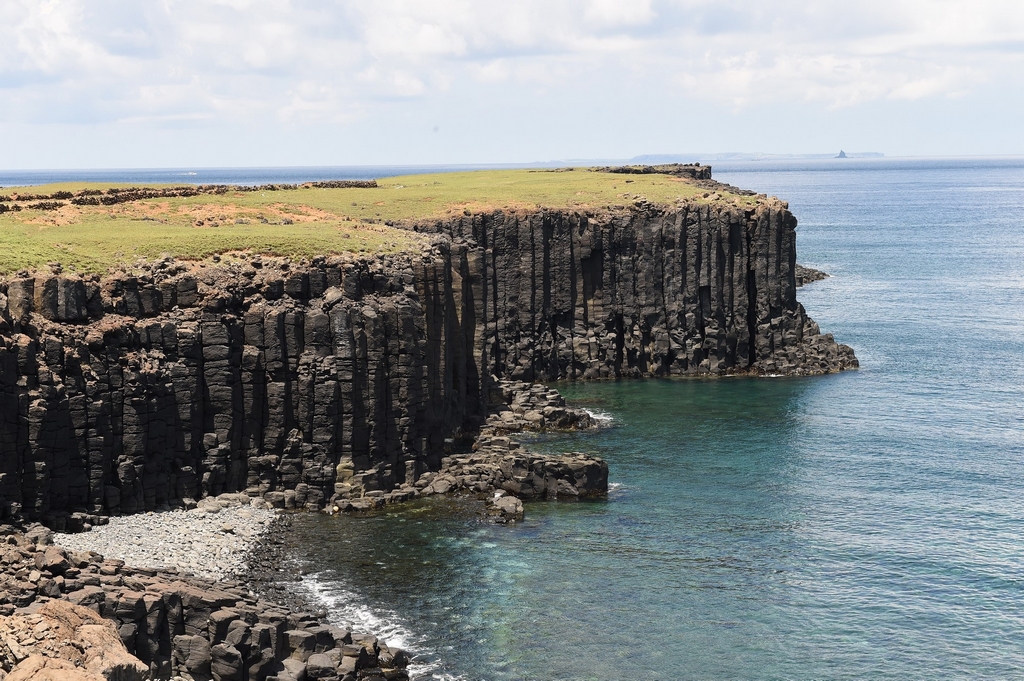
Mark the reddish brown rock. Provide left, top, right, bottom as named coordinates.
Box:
left=0, top=600, right=148, bottom=681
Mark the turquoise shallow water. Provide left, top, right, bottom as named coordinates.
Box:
left=282, top=158, right=1024, bottom=680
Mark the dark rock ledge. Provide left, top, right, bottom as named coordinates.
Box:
left=332, top=379, right=608, bottom=522
left=795, top=264, right=830, bottom=287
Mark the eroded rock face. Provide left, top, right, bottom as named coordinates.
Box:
left=0, top=201, right=856, bottom=523
left=0, top=600, right=149, bottom=681
left=5, top=655, right=103, bottom=681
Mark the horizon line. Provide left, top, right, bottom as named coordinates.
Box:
left=7, top=153, right=1024, bottom=174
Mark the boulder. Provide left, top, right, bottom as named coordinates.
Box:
left=34, top=546, right=70, bottom=575
left=285, top=629, right=316, bottom=661
left=0, top=600, right=148, bottom=681
left=211, top=642, right=243, bottom=681
left=491, top=495, right=524, bottom=521
left=306, top=652, right=338, bottom=679
left=173, top=634, right=212, bottom=677
left=24, top=524, right=54, bottom=546
left=274, top=656, right=308, bottom=681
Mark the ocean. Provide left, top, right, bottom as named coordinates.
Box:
left=268, top=157, right=1024, bottom=680
left=10, top=158, right=1024, bottom=678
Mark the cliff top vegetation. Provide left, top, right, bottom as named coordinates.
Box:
left=0, top=167, right=753, bottom=274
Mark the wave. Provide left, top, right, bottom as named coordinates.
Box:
left=584, top=408, right=614, bottom=423
left=298, top=573, right=468, bottom=681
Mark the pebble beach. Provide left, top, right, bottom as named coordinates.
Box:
left=51, top=493, right=278, bottom=580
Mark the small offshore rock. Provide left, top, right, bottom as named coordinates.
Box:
left=487, top=494, right=524, bottom=524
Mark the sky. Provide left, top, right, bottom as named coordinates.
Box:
left=1, top=0, right=1023, bottom=168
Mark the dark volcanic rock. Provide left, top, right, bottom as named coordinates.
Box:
left=0, top=198, right=856, bottom=524
left=795, top=264, right=830, bottom=287
left=486, top=494, right=524, bottom=523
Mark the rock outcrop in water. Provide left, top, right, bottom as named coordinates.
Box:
left=795, top=264, right=830, bottom=287
left=0, top=195, right=856, bottom=525
left=335, top=380, right=606, bottom=514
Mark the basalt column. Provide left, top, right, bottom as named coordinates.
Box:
left=416, top=199, right=855, bottom=380
left=0, top=201, right=856, bottom=523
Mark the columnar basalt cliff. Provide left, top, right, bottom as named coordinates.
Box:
left=412, top=197, right=855, bottom=379
left=0, top=196, right=856, bottom=524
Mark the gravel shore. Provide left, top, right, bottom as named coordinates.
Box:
left=52, top=494, right=278, bottom=580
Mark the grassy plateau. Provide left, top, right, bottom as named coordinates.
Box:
left=0, top=168, right=746, bottom=275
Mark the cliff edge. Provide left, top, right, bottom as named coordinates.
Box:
left=0, top=173, right=856, bottom=525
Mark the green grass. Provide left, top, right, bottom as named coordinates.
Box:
left=0, top=168, right=749, bottom=275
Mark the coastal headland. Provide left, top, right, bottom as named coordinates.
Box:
left=0, top=165, right=856, bottom=679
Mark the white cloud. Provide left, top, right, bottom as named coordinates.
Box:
left=0, top=0, right=1023, bottom=160
left=584, top=0, right=656, bottom=28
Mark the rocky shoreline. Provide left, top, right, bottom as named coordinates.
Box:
left=0, top=514, right=414, bottom=681
left=237, top=514, right=320, bottom=619
left=0, top=191, right=857, bottom=530
left=331, top=379, right=608, bottom=520
left=0, top=381, right=612, bottom=680
left=55, top=498, right=323, bottom=618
